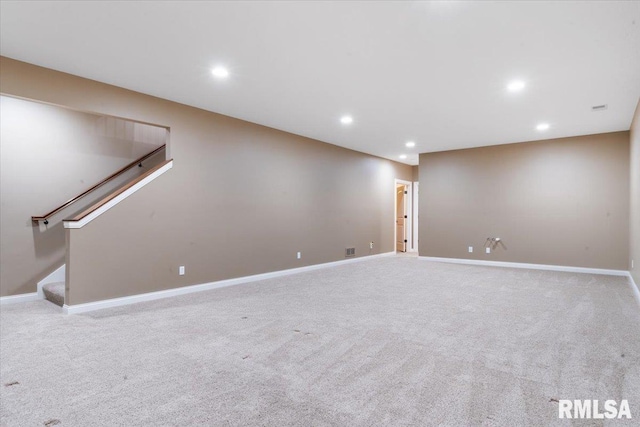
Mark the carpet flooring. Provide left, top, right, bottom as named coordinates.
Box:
left=42, top=282, right=65, bottom=307
left=1, top=257, right=639, bottom=426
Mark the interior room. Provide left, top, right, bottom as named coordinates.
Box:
left=1, top=2, right=638, bottom=425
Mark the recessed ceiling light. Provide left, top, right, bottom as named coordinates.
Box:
left=536, top=123, right=550, bottom=131
left=405, top=141, right=416, bottom=148
left=399, top=154, right=407, bottom=159
left=507, top=80, right=526, bottom=92
left=211, top=67, right=229, bottom=78
left=340, top=116, right=353, bottom=125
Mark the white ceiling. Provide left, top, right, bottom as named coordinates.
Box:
left=1, top=1, right=639, bottom=166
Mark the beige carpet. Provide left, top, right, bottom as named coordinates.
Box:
left=1, top=257, right=639, bottom=426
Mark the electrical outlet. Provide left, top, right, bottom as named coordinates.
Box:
left=632, top=260, right=635, bottom=269
left=485, top=247, right=491, bottom=254
left=297, top=252, right=301, bottom=259
left=468, top=246, right=473, bottom=253
left=370, top=242, right=374, bottom=249
left=179, top=266, right=185, bottom=275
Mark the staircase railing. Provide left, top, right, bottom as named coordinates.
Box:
left=64, top=159, right=172, bottom=227
left=32, top=144, right=166, bottom=224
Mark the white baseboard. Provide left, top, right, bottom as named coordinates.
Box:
left=418, top=256, right=628, bottom=276
left=0, top=292, right=40, bottom=305
left=37, top=264, right=66, bottom=298
left=2, top=265, right=64, bottom=305
left=63, top=252, right=396, bottom=315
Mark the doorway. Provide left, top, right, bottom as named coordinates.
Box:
left=395, top=179, right=412, bottom=253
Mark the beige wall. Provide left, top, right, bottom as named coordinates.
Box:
left=0, top=95, right=166, bottom=296
left=418, top=132, right=630, bottom=270
left=411, top=165, right=419, bottom=182
left=0, top=57, right=412, bottom=302
left=630, top=99, right=640, bottom=284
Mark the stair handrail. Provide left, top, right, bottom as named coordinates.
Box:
left=32, top=144, right=166, bottom=224
left=64, top=159, right=172, bottom=225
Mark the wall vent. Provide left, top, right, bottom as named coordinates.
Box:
left=345, top=247, right=355, bottom=258
left=591, top=104, right=608, bottom=111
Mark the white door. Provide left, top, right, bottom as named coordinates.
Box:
left=396, top=185, right=407, bottom=252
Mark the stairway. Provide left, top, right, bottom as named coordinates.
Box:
left=42, top=282, right=65, bottom=307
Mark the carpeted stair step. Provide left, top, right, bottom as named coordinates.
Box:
left=42, top=282, right=65, bottom=307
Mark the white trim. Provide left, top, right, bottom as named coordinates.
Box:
left=63, top=252, right=396, bottom=314
left=0, top=293, right=40, bottom=305
left=64, top=160, right=173, bottom=229
left=412, top=181, right=419, bottom=253
left=628, top=273, right=640, bottom=307
left=37, top=264, right=65, bottom=298
left=394, top=179, right=412, bottom=253
left=419, top=256, right=629, bottom=276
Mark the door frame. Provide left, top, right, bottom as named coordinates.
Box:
left=394, top=179, right=412, bottom=253
left=412, top=181, right=419, bottom=253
